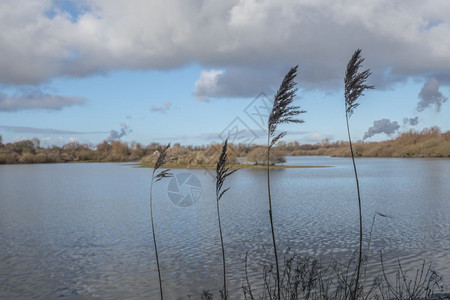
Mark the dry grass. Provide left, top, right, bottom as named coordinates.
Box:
left=286, top=128, right=450, bottom=158
left=241, top=251, right=445, bottom=300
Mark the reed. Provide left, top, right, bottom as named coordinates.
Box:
left=215, top=139, right=238, bottom=299
left=268, top=65, right=306, bottom=299
left=344, top=49, right=374, bottom=299
left=149, top=143, right=173, bottom=300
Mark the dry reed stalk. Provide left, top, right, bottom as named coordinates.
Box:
left=344, top=49, right=374, bottom=299
left=268, top=65, right=305, bottom=299
left=215, top=139, right=238, bottom=299
left=149, top=143, right=173, bottom=300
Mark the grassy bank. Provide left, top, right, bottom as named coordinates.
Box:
left=287, top=127, right=450, bottom=158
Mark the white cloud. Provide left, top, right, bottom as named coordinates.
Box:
left=194, top=70, right=224, bottom=101
left=40, top=136, right=84, bottom=147
left=301, top=132, right=334, bottom=144
left=1, top=0, right=450, bottom=99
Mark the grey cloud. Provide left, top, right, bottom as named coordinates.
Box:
left=106, top=123, right=131, bottom=142
left=194, top=67, right=289, bottom=100
left=0, top=125, right=107, bottom=135
left=0, top=88, right=86, bottom=112
left=403, top=117, right=419, bottom=126
left=363, top=119, right=400, bottom=140
left=151, top=101, right=172, bottom=113
left=417, top=78, right=448, bottom=112
left=1, top=0, right=450, bottom=97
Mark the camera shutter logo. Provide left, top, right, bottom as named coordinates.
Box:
left=167, top=173, right=202, bottom=207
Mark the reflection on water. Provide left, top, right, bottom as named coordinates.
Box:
left=0, top=157, right=449, bottom=299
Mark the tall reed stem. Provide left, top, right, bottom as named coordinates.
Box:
left=149, top=176, right=164, bottom=300
left=148, top=144, right=172, bottom=300
left=215, top=140, right=237, bottom=299
left=344, top=49, right=374, bottom=300
left=267, top=133, right=280, bottom=299
left=216, top=198, right=227, bottom=299
left=267, top=65, right=305, bottom=299
left=345, top=113, right=363, bottom=300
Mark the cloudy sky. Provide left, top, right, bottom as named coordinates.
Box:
left=0, top=0, right=449, bottom=146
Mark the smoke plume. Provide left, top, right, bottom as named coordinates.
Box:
left=403, top=117, right=419, bottom=126
left=363, top=119, right=400, bottom=140
left=106, top=123, right=131, bottom=142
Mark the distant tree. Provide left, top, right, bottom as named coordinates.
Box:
left=12, top=140, right=35, bottom=154
left=108, top=141, right=130, bottom=161
left=96, top=141, right=112, bottom=158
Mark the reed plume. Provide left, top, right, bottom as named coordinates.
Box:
left=215, top=139, right=238, bottom=299
left=267, top=65, right=305, bottom=299
left=344, top=49, right=374, bottom=300
left=149, top=143, right=173, bottom=300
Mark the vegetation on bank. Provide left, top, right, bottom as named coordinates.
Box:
left=1, top=127, right=449, bottom=165
left=290, top=127, right=450, bottom=158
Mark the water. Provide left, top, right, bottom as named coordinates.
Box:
left=0, top=157, right=449, bottom=299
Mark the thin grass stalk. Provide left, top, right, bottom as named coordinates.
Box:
left=149, top=179, right=163, bottom=300
left=266, top=133, right=280, bottom=299
left=362, top=212, right=391, bottom=299
left=243, top=251, right=255, bottom=300
left=344, top=49, right=374, bottom=300
left=216, top=199, right=226, bottom=299
left=267, top=65, right=305, bottom=299
left=361, top=213, right=376, bottom=298
left=345, top=112, right=363, bottom=300
left=215, top=139, right=238, bottom=299
left=149, top=144, right=173, bottom=300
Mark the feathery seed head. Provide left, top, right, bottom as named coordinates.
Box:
left=216, top=139, right=237, bottom=202
left=268, top=66, right=306, bottom=147
left=344, top=49, right=374, bottom=117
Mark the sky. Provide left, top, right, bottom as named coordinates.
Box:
left=0, top=0, right=449, bottom=147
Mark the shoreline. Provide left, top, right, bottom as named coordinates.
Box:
left=137, top=162, right=332, bottom=170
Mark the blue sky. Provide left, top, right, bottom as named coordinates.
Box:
left=0, top=0, right=449, bottom=147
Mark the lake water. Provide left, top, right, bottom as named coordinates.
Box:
left=1, top=157, right=449, bottom=299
